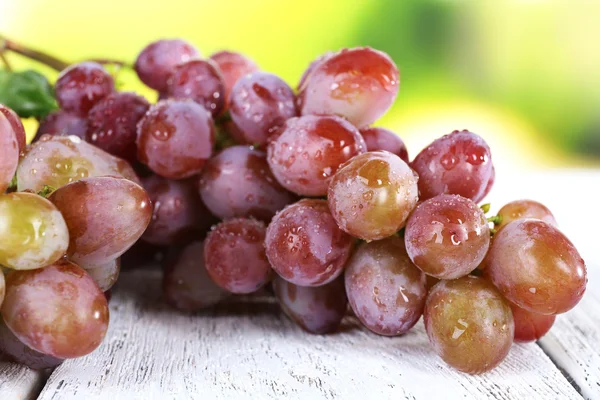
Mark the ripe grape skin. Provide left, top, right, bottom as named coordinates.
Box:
left=496, top=200, right=557, bottom=230
left=510, top=302, right=556, bottom=343
left=166, top=59, right=226, bottom=117
left=136, top=100, right=215, bottom=179
left=0, top=318, right=63, bottom=370
left=273, top=275, right=347, bottom=334
left=486, top=219, right=586, bottom=315
left=1, top=260, right=109, bottom=359
left=49, top=176, right=152, bottom=267
left=297, top=47, right=399, bottom=129
left=204, top=218, right=272, bottom=294
left=209, top=51, right=259, bottom=109
left=54, top=62, right=115, bottom=116
left=35, top=110, right=88, bottom=140
left=142, top=175, right=216, bottom=245
left=229, top=72, right=297, bottom=146
left=86, top=92, right=150, bottom=162
left=163, top=241, right=230, bottom=311
left=17, top=135, right=140, bottom=192
left=0, top=192, right=69, bottom=270
left=359, top=127, right=408, bottom=163
left=0, top=111, right=19, bottom=193
left=264, top=199, right=354, bottom=287
left=404, top=194, right=490, bottom=280
left=410, top=130, right=494, bottom=202
left=198, top=145, right=296, bottom=222
left=345, top=236, right=427, bottom=336
left=297, top=52, right=333, bottom=91
left=134, top=39, right=200, bottom=92
left=267, top=115, right=367, bottom=197
left=84, top=258, right=121, bottom=292
left=328, top=151, right=419, bottom=241
left=424, top=276, right=514, bottom=375
left=0, top=104, right=26, bottom=152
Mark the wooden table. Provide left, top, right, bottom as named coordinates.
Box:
left=2, top=170, right=599, bottom=400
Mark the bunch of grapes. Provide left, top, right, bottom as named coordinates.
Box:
left=1, top=39, right=587, bottom=376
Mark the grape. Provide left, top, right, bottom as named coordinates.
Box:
left=410, top=130, right=494, bottom=202
left=163, top=240, right=230, bottom=311
left=0, top=192, right=69, bottom=270
left=209, top=51, right=258, bottom=109
left=134, top=39, right=200, bottom=92
left=136, top=100, right=215, bottom=179
left=328, top=151, right=418, bottom=241
left=49, top=176, right=152, bottom=267
left=485, top=219, right=586, bottom=315
left=1, top=260, right=109, bottom=359
left=0, top=271, right=4, bottom=309
left=86, top=92, right=150, bottom=162
left=198, top=145, right=296, bottom=222
left=0, top=104, right=26, bottom=152
left=54, top=62, right=115, bottom=116
left=84, top=258, right=120, bottom=292
left=267, top=115, right=366, bottom=196
left=345, top=236, right=427, bottom=336
left=0, top=111, right=19, bottom=193
left=297, top=52, right=333, bottom=91
left=496, top=199, right=557, bottom=230
left=204, top=218, right=272, bottom=294
left=510, top=302, right=555, bottom=343
left=404, top=194, right=490, bottom=280
left=424, top=276, right=514, bottom=374
left=265, top=199, right=354, bottom=287
left=0, top=318, right=63, bottom=370
left=359, top=127, right=408, bottom=163
left=142, top=175, right=216, bottom=245
left=166, top=59, right=225, bottom=117
left=273, top=275, right=347, bottom=334
left=17, top=135, right=140, bottom=192
left=229, top=72, right=297, bottom=146
left=35, top=110, right=88, bottom=140
left=297, top=47, right=399, bottom=129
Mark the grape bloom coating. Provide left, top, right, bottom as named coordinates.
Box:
left=424, top=276, right=514, bottom=374
left=328, top=151, right=418, bottom=241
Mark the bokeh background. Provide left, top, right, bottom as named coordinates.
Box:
left=1, top=0, right=599, bottom=173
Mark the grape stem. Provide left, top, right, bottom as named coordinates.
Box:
left=0, top=35, right=69, bottom=71
left=480, top=203, right=491, bottom=214
left=487, top=215, right=503, bottom=225
left=85, top=58, right=132, bottom=69
left=0, top=44, right=13, bottom=71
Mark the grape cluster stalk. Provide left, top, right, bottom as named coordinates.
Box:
left=0, top=38, right=587, bottom=376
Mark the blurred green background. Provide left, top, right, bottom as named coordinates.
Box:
left=1, top=0, right=599, bottom=169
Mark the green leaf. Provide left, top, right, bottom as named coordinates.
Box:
left=0, top=69, right=58, bottom=118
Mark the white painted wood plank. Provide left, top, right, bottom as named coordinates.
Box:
left=538, top=272, right=600, bottom=400
left=0, top=359, right=46, bottom=400
left=38, top=269, right=582, bottom=400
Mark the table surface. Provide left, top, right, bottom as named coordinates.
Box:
left=1, top=169, right=599, bottom=400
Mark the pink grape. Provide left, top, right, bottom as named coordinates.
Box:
left=163, top=241, right=230, bottom=311
left=210, top=50, right=259, bottom=109
left=54, top=62, right=115, bottom=116
left=204, top=218, right=272, bottom=294
left=510, top=302, right=556, bottom=343
left=345, top=236, right=427, bottom=336
left=424, top=276, right=514, bottom=374
left=0, top=104, right=26, bottom=152
left=327, top=151, right=419, bottom=241
left=496, top=199, right=557, bottom=229
left=134, top=39, right=200, bottom=92
left=273, top=275, right=347, bottom=334
left=410, top=130, right=494, bottom=202
left=267, top=115, right=366, bottom=196
left=17, top=135, right=140, bottom=192
left=485, top=219, right=586, bottom=315
left=297, top=52, right=333, bottom=91
left=136, top=100, right=215, bottom=179
left=35, top=110, right=88, bottom=140
left=297, top=47, right=399, bottom=128
left=198, top=145, right=296, bottom=222
left=0, top=110, right=19, bottom=193
left=265, top=199, right=354, bottom=287
left=84, top=258, right=121, bottom=292
left=0, top=318, right=63, bottom=370
left=359, top=127, right=408, bottom=163
left=229, top=72, right=297, bottom=146
left=404, top=194, right=490, bottom=279
left=49, top=176, right=152, bottom=267
left=1, top=260, right=109, bottom=359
